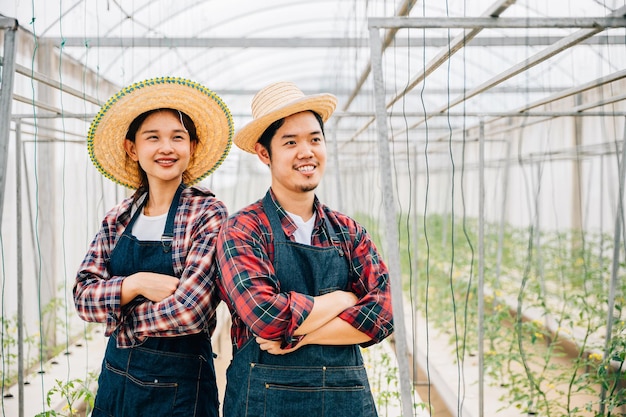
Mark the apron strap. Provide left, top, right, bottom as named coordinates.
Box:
left=262, top=191, right=287, bottom=243
left=161, top=184, right=186, bottom=253
left=322, top=216, right=344, bottom=257
left=262, top=190, right=344, bottom=256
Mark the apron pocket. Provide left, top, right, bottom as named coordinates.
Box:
left=263, top=383, right=366, bottom=417
left=246, top=364, right=373, bottom=417
left=324, top=365, right=378, bottom=417
left=95, top=344, right=215, bottom=417
left=94, top=360, right=178, bottom=417
left=263, top=384, right=324, bottom=417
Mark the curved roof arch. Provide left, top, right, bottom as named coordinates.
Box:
left=2, top=0, right=625, bottom=145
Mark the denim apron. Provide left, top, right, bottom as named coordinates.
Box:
left=222, top=192, right=377, bottom=417
left=93, top=185, right=219, bottom=417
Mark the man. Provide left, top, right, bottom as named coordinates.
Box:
left=216, top=81, right=394, bottom=417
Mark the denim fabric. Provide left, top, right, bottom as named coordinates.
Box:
left=93, top=185, right=219, bottom=417
left=93, top=333, right=218, bottom=417
left=222, top=193, right=377, bottom=417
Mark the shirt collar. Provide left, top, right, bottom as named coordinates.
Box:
left=267, top=188, right=324, bottom=238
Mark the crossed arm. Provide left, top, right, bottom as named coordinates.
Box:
left=255, top=289, right=371, bottom=355
left=216, top=210, right=393, bottom=355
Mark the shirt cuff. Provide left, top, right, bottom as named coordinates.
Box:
left=104, top=276, right=125, bottom=335
left=338, top=307, right=379, bottom=347
left=282, top=292, right=314, bottom=348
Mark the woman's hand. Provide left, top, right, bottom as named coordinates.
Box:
left=121, top=272, right=179, bottom=305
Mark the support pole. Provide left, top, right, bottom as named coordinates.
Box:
left=600, top=117, right=626, bottom=414
left=0, top=18, right=18, bottom=226
left=369, top=26, right=414, bottom=416
left=15, top=121, right=24, bottom=417
left=478, top=120, right=485, bottom=417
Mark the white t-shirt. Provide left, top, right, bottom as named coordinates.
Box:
left=285, top=211, right=316, bottom=245
left=132, top=211, right=167, bottom=241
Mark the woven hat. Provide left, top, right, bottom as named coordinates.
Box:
left=234, top=81, right=337, bottom=154
left=88, top=77, right=233, bottom=189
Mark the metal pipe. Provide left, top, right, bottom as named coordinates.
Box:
left=369, top=25, right=414, bottom=417
left=349, top=0, right=517, bottom=142
left=478, top=119, right=486, bottom=417
left=0, top=19, right=18, bottom=226
left=15, top=121, right=24, bottom=417
left=600, top=116, right=626, bottom=413
left=368, top=16, right=626, bottom=29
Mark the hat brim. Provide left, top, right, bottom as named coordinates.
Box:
left=88, top=77, right=233, bottom=189
left=233, top=93, right=337, bottom=154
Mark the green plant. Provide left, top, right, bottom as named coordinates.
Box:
left=34, top=371, right=97, bottom=417
left=362, top=344, right=429, bottom=416
left=362, top=211, right=626, bottom=416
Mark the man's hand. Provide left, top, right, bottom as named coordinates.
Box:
left=256, top=336, right=304, bottom=355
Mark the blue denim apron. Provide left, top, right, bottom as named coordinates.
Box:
left=92, top=185, right=219, bottom=417
left=222, top=192, right=377, bottom=417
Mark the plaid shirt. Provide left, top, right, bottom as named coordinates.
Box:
left=73, top=185, right=226, bottom=348
left=216, top=189, right=394, bottom=350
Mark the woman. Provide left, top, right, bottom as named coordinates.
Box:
left=73, top=77, right=233, bottom=417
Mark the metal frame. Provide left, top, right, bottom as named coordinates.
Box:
left=368, top=6, right=626, bottom=417
left=0, top=17, right=18, bottom=226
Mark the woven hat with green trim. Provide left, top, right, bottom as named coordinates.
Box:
left=88, top=77, right=233, bottom=189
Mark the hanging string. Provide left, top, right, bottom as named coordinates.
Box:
left=440, top=0, right=466, bottom=415
left=25, top=1, right=48, bottom=413
left=80, top=0, right=95, bottom=387
left=56, top=1, right=73, bottom=385
left=419, top=0, right=434, bottom=411
left=398, top=24, right=420, bottom=408
left=457, top=0, right=476, bottom=414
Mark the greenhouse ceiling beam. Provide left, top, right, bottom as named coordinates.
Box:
left=512, top=69, right=626, bottom=113
left=336, top=111, right=626, bottom=118
left=0, top=58, right=103, bottom=106
left=368, top=16, right=626, bottom=29
left=403, top=5, right=626, bottom=133
left=218, top=85, right=568, bottom=95
left=46, top=34, right=624, bottom=48
left=342, top=0, right=515, bottom=115
left=338, top=139, right=622, bottom=165
left=13, top=93, right=68, bottom=115
left=341, top=0, right=418, bottom=111
left=422, top=69, right=626, bottom=144
left=13, top=108, right=624, bottom=122
left=346, top=0, right=515, bottom=146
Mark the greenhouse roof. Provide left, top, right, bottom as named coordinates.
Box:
left=1, top=0, right=625, bottom=161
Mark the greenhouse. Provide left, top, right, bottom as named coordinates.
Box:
left=0, top=0, right=625, bottom=416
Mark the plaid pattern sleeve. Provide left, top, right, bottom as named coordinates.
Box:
left=73, top=187, right=226, bottom=348
left=327, top=208, right=394, bottom=347
left=216, top=198, right=314, bottom=349
left=73, top=196, right=133, bottom=337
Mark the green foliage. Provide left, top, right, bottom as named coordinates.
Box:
left=1, top=296, right=100, bottom=412
left=368, top=211, right=626, bottom=417
left=362, top=345, right=430, bottom=416
left=34, top=371, right=97, bottom=417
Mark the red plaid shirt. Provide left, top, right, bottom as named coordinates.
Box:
left=73, top=185, right=226, bottom=348
left=216, top=190, right=394, bottom=350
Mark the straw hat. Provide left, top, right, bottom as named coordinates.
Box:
left=234, top=81, right=337, bottom=154
left=88, top=77, right=233, bottom=189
